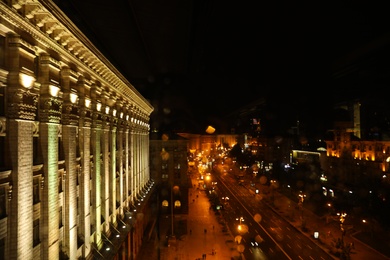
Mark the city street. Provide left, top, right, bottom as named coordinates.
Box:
left=137, top=176, right=242, bottom=260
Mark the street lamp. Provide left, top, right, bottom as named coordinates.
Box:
left=337, top=212, right=347, bottom=243
left=326, top=203, right=332, bottom=223
left=362, top=219, right=374, bottom=238
left=298, top=192, right=306, bottom=228
left=236, top=217, right=248, bottom=234
left=236, top=217, right=244, bottom=231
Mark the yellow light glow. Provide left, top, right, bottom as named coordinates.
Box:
left=96, top=102, right=102, bottom=111
left=70, top=92, right=78, bottom=103
left=19, top=73, right=35, bottom=89
left=49, top=85, right=60, bottom=97
left=105, top=106, right=110, bottom=114
left=85, top=98, right=91, bottom=108
left=113, top=109, right=117, bottom=117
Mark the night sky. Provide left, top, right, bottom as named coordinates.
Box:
left=56, top=0, right=390, bottom=134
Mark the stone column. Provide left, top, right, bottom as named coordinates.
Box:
left=133, top=127, right=138, bottom=197
left=91, top=83, right=103, bottom=249
left=130, top=126, right=135, bottom=204
left=38, top=52, right=62, bottom=260
left=101, top=118, right=110, bottom=234
left=8, top=120, right=34, bottom=260
left=61, top=67, right=79, bottom=259
left=142, top=129, right=147, bottom=186
left=124, top=124, right=130, bottom=209
left=77, top=77, right=91, bottom=257
left=109, top=100, right=118, bottom=226
left=61, top=125, right=78, bottom=259
left=145, top=123, right=150, bottom=182
left=117, top=116, right=124, bottom=216
left=136, top=128, right=141, bottom=196
left=6, top=32, right=37, bottom=260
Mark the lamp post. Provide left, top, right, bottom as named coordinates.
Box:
left=326, top=203, right=332, bottom=223
left=237, top=216, right=244, bottom=230
left=338, top=212, right=347, bottom=244
left=362, top=219, right=374, bottom=239
left=298, top=192, right=306, bottom=228
left=236, top=216, right=248, bottom=234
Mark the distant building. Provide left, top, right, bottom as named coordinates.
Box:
left=149, top=135, right=190, bottom=216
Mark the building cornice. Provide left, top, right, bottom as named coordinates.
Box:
left=1, top=0, right=153, bottom=116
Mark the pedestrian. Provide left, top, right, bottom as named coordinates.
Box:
left=190, top=229, right=192, bottom=235
left=212, top=225, right=214, bottom=230
left=204, top=228, right=207, bottom=234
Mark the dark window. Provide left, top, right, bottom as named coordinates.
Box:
left=59, top=137, right=65, bottom=161
left=33, top=219, right=40, bottom=246
left=33, top=178, right=40, bottom=204
left=0, top=238, right=4, bottom=260
left=33, top=136, right=43, bottom=165
left=59, top=206, right=62, bottom=228
left=0, top=137, right=6, bottom=171
left=0, top=186, right=6, bottom=219
left=0, top=35, right=5, bottom=67
left=58, top=173, right=62, bottom=193
left=0, top=86, right=5, bottom=117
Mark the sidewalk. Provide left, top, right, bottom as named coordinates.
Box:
left=137, top=179, right=241, bottom=260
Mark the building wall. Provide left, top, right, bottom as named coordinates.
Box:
left=0, top=1, right=154, bottom=260
left=149, top=139, right=189, bottom=215
left=325, top=128, right=390, bottom=184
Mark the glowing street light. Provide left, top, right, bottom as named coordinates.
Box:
left=337, top=212, right=347, bottom=243
left=236, top=217, right=248, bottom=234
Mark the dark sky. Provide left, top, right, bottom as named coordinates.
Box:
left=56, top=0, right=390, bottom=133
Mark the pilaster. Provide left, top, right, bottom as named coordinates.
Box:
left=101, top=121, right=110, bottom=234
left=61, top=125, right=78, bottom=259
left=91, top=83, right=103, bottom=249
left=38, top=52, right=62, bottom=260
left=74, top=76, right=92, bottom=257
left=60, top=66, right=78, bottom=259
left=110, top=123, right=117, bottom=225
left=124, top=126, right=130, bottom=209
left=39, top=122, right=60, bottom=260
left=116, top=100, right=124, bottom=217
left=6, top=32, right=35, bottom=260
left=7, top=120, right=34, bottom=260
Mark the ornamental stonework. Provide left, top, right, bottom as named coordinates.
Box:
left=91, top=111, right=102, bottom=128
left=79, top=107, right=92, bottom=127
left=7, top=89, right=38, bottom=120
left=39, top=96, right=63, bottom=123
left=62, top=103, right=79, bottom=126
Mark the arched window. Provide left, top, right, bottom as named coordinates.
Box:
left=162, top=200, right=168, bottom=207
left=174, top=200, right=181, bottom=208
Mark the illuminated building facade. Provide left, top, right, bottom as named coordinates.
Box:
left=325, top=98, right=390, bottom=184
left=0, top=1, right=154, bottom=259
